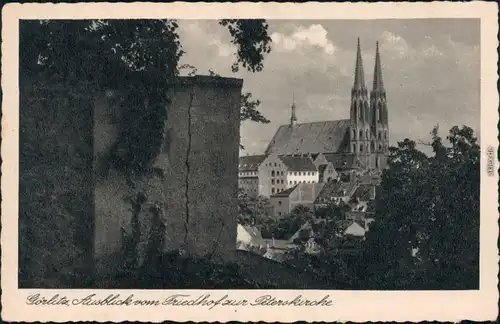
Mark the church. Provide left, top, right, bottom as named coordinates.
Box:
left=265, top=39, right=390, bottom=172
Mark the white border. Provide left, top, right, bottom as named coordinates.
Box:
left=2, top=2, right=499, bottom=322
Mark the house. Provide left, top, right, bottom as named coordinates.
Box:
left=238, top=154, right=267, bottom=196
left=262, top=238, right=297, bottom=262
left=269, top=183, right=325, bottom=218
left=314, top=180, right=359, bottom=209
left=257, top=153, right=320, bottom=197
left=236, top=224, right=266, bottom=253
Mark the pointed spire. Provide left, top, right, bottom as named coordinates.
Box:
left=353, top=37, right=366, bottom=89
left=373, top=41, right=384, bottom=90
left=290, top=93, right=297, bottom=126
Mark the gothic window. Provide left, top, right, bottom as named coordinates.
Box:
left=366, top=144, right=370, bottom=153
left=378, top=103, right=383, bottom=121
left=360, top=105, right=364, bottom=120
left=360, top=145, right=363, bottom=152
left=378, top=132, right=382, bottom=140
left=352, top=143, right=357, bottom=152
left=371, top=141, right=375, bottom=151
left=379, top=144, right=382, bottom=150
left=359, top=129, right=364, bottom=139
left=366, top=129, right=370, bottom=140
left=376, top=157, right=380, bottom=168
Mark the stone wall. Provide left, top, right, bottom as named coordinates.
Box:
left=94, top=76, right=242, bottom=276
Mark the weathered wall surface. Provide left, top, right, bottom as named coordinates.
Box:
left=19, top=82, right=95, bottom=288
left=94, top=76, right=242, bottom=275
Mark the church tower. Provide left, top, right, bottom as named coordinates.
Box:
left=349, top=38, right=370, bottom=167
left=370, top=42, right=389, bottom=169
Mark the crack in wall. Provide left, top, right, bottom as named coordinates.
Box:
left=183, top=92, right=195, bottom=247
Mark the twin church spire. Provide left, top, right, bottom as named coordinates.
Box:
left=289, top=38, right=387, bottom=129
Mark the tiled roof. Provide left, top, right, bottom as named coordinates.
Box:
left=315, top=181, right=358, bottom=202
left=265, top=120, right=351, bottom=155
left=242, top=225, right=263, bottom=241
left=352, top=184, right=375, bottom=201
left=239, top=154, right=266, bottom=172
left=279, top=155, right=317, bottom=172
left=323, top=153, right=365, bottom=169
left=271, top=185, right=297, bottom=198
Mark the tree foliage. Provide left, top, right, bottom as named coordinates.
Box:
left=359, top=125, right=480, bottom=289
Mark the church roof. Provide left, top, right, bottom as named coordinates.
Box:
left=239, top=154, right=267, bottom=172
left=279, top=155, right=317, bottom=172
left=265, top=119, right=351, bottom=156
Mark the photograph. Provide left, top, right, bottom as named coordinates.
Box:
left=2, top=2, right=498, bottom=322
left=18, top=17, right=481, bottom=290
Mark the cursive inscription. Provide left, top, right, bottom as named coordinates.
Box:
left=26, top=293, right=334, bottom=309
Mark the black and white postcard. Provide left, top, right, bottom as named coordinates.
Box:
left=1, top=2, right=499, bottom=322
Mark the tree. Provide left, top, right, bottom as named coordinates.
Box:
left=360, top=125, right=480, bottom=289
left=237, top=189, right=272, bottom=226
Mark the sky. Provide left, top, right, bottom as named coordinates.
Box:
left=176, top=19, right=480, bottom=155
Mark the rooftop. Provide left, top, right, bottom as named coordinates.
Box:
left=265, top=120, right=351, bottom=156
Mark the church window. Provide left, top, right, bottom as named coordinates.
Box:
left=379, top=144, right=382, bottom=150
left=359, top=129, right=364, bottom=139
left=378, top=132, right=382, bottom=140
left=353, top=144, right=357, bottom=152
left=360, top=145, right=363, bottom=152
left=352, top=129, right=356, bottom=139
left=366, top=129, right=370, bottom=139
left=376, top=157, right=380, bottom=168
left=384, top=131, right=388, bottom=139
left=360, top=106, right=364, bottom=120
left=371, top=141, right=375, bottom=151
left=366, top=144, right=370, bottom=153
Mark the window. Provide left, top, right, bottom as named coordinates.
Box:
left=278, top=212, right=282, bottom=216
left=353, top=144, right=357, bottom=152
left=312, top=180, right=315, bottom=183
left=360, top=145, right=363, bottom=152
left=352, top=129, right=356, bottom=139
left=274, top=163, right=277, bottom=167
left=379, top=144, right=382, bottom=150
left=294, top=181, right=297, bottom=184
left=385, top=131, right=388, bottom=140
left=366, top=129, right=370, bottom=140
left=359, top=129, right=363, bottom=139
left=294, top=172, right=298, bottom=176
left=289, top=181, right=293, bottom=184
left=271, top=188, right=275, bottom=194
left=378, top=132, right=382, bottom=140
left=278, top=201, right=282, bottom=206
left=271, top=171, right=275, bottom=177
left=271, top=179, right=275, bottom=185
